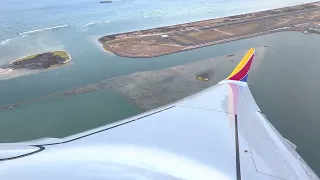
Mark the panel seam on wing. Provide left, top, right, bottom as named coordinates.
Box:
left=176, top=105, right=235, bottom=114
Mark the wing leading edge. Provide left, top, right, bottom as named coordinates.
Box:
left=0, top=49, right=318, bottom=180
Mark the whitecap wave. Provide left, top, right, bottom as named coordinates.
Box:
left=0, top=38, right=13, bottom=46
left=83, top=22, right=96, bottom=27
left=79, top=21, right=110, bottom=29
left=143, top=15, right=157, bottom=19
left=1, top=25, right=69, bottom=46
left=19, top=25, right=68, bottom=36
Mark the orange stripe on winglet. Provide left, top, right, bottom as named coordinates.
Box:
left=227, top=48, right=255, bottom=80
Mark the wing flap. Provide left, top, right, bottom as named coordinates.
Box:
left=246, top=132, right=295, bottom=179
left=237, top=86, right=314, bottom=180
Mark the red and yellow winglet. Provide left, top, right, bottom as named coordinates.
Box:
left=226, top=48, right=255, bottom=82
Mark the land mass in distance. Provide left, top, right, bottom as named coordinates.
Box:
left=99, top=2, right=320, bottom=58
left=1, top=51, right=71, bottom=70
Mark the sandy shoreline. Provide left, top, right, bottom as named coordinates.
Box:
left=0, top=68, right=13, bottom=74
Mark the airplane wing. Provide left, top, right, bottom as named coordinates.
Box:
left=0, top=49, right=318, bottom=180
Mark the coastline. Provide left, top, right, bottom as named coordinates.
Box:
left=99, top=29, right=290, bottom=58
left=0, top=68, right=13, bottom=74
left=101, top=44, right=114, bottom=55
left=99, top=2, right=320, bottom=58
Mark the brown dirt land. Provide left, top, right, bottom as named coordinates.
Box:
left=109, top=42, right=184, bottom=57
left=171, top=36, right=194, bottom=44
left=98, top=2, right=320, bottom=58
left=218, top=23, right=260, bottom=34
left=187, top=29, right=231, bottom=41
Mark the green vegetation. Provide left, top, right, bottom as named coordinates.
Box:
left=52, top=51, right=69, bottom=60
left=14, top=51, right=70, bottom=63
left=196, top=76, right=209, bottom=82
left=9, top=50, right=71, bottom=71
left=15, top=54, right=38, bottom=62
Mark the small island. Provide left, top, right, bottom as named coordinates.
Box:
left=2, top=51, right=71, bottom=70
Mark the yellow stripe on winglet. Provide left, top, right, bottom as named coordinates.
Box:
left=227, top=48, right=255, bottom=79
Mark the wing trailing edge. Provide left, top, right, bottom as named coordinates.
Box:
left=226, top=48, right=255, bottom=82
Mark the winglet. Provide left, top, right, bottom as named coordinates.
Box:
left=226, top=48, right=255, bottom=82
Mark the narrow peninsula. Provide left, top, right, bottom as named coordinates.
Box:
left=99, top=2, right=320, bottom=58
left=2, top=51, right=71, bottom=70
